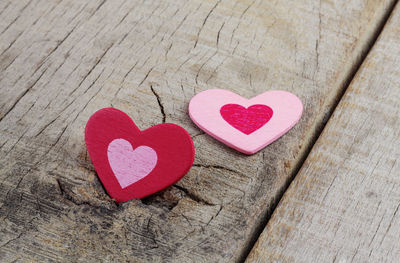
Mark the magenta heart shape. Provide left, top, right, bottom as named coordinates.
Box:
left=220, top=104, right=273, bottom=135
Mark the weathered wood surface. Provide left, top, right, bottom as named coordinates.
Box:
left=0, top=0, right=395, bottom=262
left=246, top=2, right=400, bottom=263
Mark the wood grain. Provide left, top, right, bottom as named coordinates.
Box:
left=246, top=2, right=400, bottom=263
left=0, top=0, right=396, bottom=262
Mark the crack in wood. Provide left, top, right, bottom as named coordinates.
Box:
left=150, top=84, right=166, bottom=123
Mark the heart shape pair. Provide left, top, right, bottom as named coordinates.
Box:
left=85, top=108, right=194, bottom=202
left=189, top=89, right=303, bottom=154
left=85, top=89, right=302, bottom=202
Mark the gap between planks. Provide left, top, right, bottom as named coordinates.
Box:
left=239, top=0, right=400, bottom=262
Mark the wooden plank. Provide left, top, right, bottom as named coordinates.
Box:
left=0, top=0, right=395, bottom=261
left=246, top=2, right=400, bottom=263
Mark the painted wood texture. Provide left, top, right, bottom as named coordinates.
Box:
left=0, top=0, right=395, bottom=262
left=246, top=2, right=400, bottom=263
left=188, top=89, right=303, bottom=154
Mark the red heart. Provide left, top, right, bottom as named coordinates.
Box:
left=85, top=108, right=195, bottom=203
left=220, top=104, right=273, bottom=135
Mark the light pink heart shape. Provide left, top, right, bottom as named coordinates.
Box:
left=107, top=139, right=158, bottom=188
left=189, top=89, right=303, bottom=154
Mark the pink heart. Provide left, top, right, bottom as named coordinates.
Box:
left=107, top=139, right=157, bottom=188
left=189, top=89, right=303, bottom=154
left=220, top=104, right=273, bottom=135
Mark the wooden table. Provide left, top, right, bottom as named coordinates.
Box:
left=0, top=0, right=399, bottom=262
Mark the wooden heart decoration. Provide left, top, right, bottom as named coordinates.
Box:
left=189, top=89, right=303, bottom=154
left=85, top=108, right=195, bottom=203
